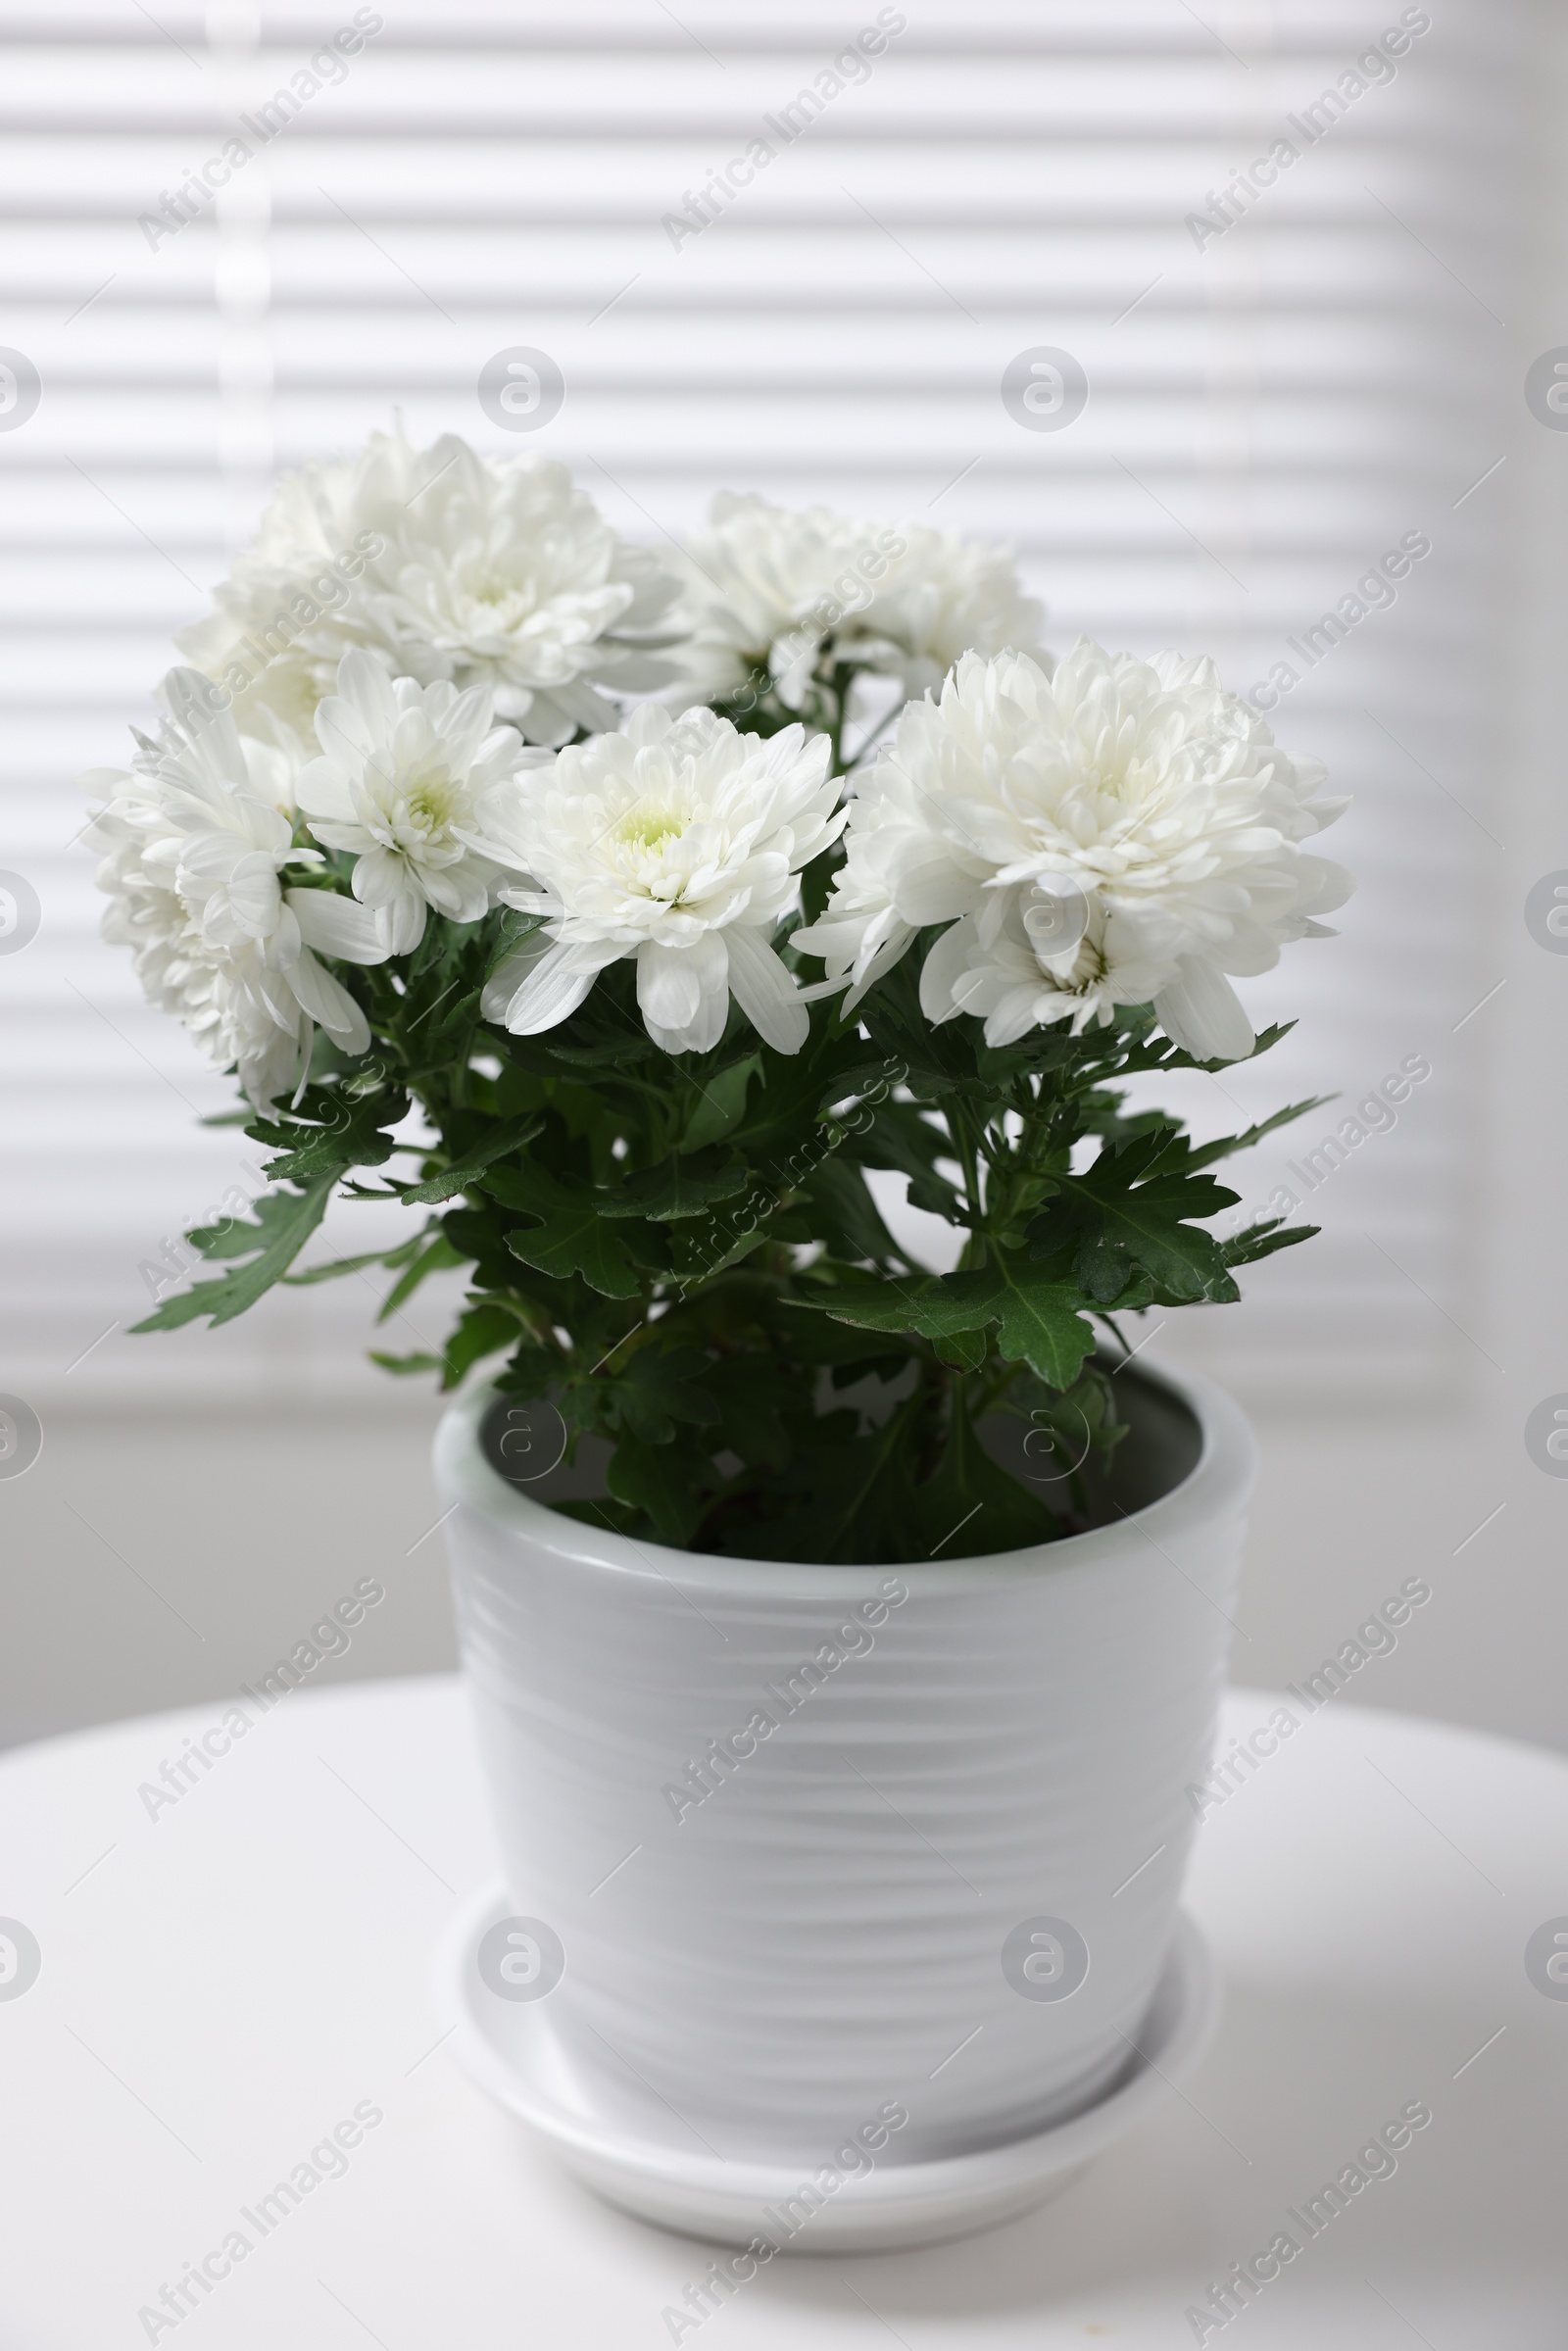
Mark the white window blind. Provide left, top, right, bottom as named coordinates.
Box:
left=0, top=0, right=1520, bottom=1413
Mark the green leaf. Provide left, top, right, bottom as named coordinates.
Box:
left=840, top=1099, right=962, bottom=1222
left=1113, top=1018, right=1298, bottom=1077
left=283, top=1249, right=403, bottom=1287
left=493, top=1342, right=561, bottom=1399
left=436, top=1300, right=528, bottom=1390
left=989, top=1255, right=1099, bottom=1388
left=710, top=1356, right=796, bottom=1469
left=368, top=1349, right=446, bottom=1376
left=910, top=1385, right=1058, bottom=1560
left=734, top=1392, right=926, bottom=1563
left=483, top=907, right=546, bottom=977
left=132, top=1180, right=334, bottom=1331
left=598, top=1150, right=748, bottom=1221
left=252, top=1090, right=407, bottom=1182
left=484, top=1165, right=643, bottom=1298
left=283, top=1226, right=432, bottom=1289
left=803, top=1253, right=1095, bottom=1390
left=682, top=1055, right=759, bottom=1151
left=1177, top=1099, right=1332, bottom=1174
left=770, top=1304, right=913, bottom=1376
left=378, top=1229, right=468, bottom=1319
left=808, top=1267, right=1004, bottom=1343
left=607, top=1429, right=707, bottom=1545
left=602, top=1345, right=721, bottom=1445
left=396, top=1115, right=543, bottom=1205
left=1221, top=1217, right=1320, bottom=1267
left=1043, top=1130, right=1241, bottom=1304
left=798, top=1157, right=906, bottom=1268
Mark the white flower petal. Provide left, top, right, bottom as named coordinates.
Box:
left=491, top=937, right=600, bottom=1034
left=285, top=887, right=391, bottom=965
left=918, top=912, right=981, bottom=1024
left=843, top=918, right=916, bottom=1013
left=797, top=639, right=1349, bottom=1043
left=286, top=948, right=369, bottom=1053
left=724, top=924, right=808, bottom=1055
left=636, top=938, right=704, bottom=1033
left=1153, top=961, right=1255, bottom=1062
left=666, top=493, right=1044, bottom=710
left=637, top=933, right=730, bottom=1053
left=295, top=753, right=358, bottom=824
left=983, top=984, right=1054, bottom=1049
left=467, top=701, right=840, bottom=1052
left=892, top=849, right=980, bottom=928
left=295, top=652, right=525, bottom=946
left=172, top=425, right=681, bottom=748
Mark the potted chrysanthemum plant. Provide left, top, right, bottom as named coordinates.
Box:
left=86, top=428, right=1348, bottom=2248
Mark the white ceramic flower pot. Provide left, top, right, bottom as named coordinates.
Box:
left=434, top=1361, right=1254, bottom=2235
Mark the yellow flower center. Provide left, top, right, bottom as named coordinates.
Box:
left=405, top=774, right=456, bottom=837
left=615, top=808, right=682, bottom=853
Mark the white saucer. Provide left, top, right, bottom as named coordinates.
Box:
left=435, top=1884, right=1219, bottom=2253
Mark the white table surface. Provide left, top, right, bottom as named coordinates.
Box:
left=1, top=1677, right=1563, bottom=2348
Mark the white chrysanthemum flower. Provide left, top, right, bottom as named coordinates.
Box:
left=84, top=669, right=389, bottom=1106
left=669, top=493, right=1044, bottom=710
left=296, top=651, right=529, bottom=955
left=175, top=427, right=682, bottom=748
left=794, top=641, right=1350, bottom=1063
left=468, top=704, right=845, bottom=1055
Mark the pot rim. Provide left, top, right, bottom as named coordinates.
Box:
left=434, top=1354, right=1255, bottom=1597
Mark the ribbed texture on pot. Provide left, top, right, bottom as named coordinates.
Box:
left=437, top=1369, right=1252, bottom=2168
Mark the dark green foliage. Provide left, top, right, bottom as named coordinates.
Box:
left=136, top=735, right=1323, bottom=1562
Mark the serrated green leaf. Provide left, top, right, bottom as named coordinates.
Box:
left=603, top=1346, right=721, bottom=1445
left=1113, top=1018, right=1298, bottom=1077
left=1177, top=1099, right=1332, bottom=1174
left=492, top=1342, right=561, bottom=1398
left=607, top=1429, right=706, bottom=1545
left=397, top=1114, right=543, bottom=1205
left=436, top=1299, right=527, bottom=1389
left=710, top=1356, right=795, bottom=1469
left=989, top=1256, right=1098, bottom=1387
left=811, top=1267, right=1004, bottom=1343
left=1221, top=1217, right=1320, bottom=1267
left=804, top=1252, right=1094, bottom=1391
left=284, top=1245, right=415, bottom=1288
left=254, top=1091, right=407, bottom=1182
left=771, top=1305, right=913, bottom=1374
left=1041, top=1130, right=1241, bottom=1304
left=379, top=1229, right=467, bottom=1318
left=132, top=1180, right=334, bottom=1331
left=598, top=1150, right=748, bottom=1221
left=485, top=1165, right=643, bottom=1298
